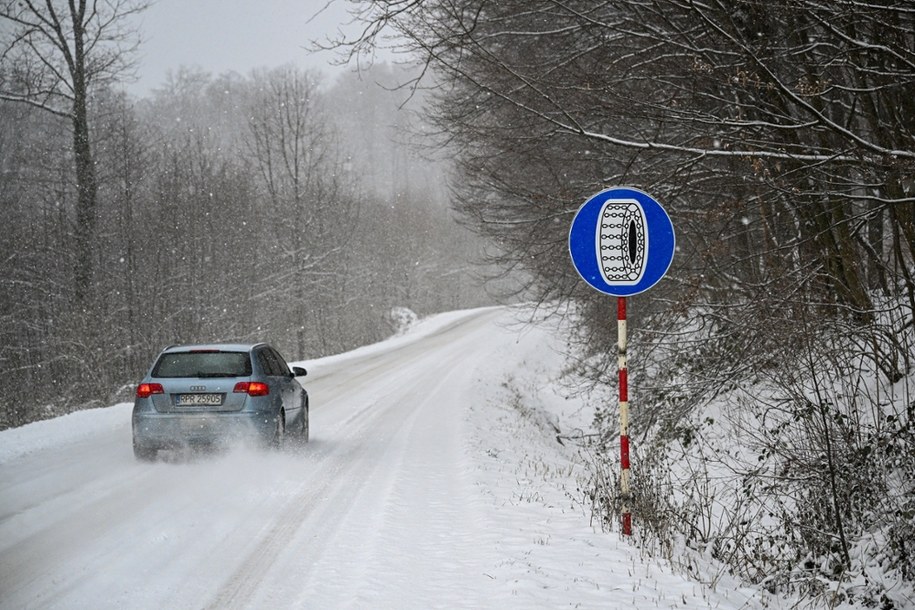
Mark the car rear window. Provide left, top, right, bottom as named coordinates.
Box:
left=152, top=351, right=252, bottom=378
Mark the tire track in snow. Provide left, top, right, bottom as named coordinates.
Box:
left=199, top=374, right=432, bottom=607
left=201, top=310, right=504, bottom=609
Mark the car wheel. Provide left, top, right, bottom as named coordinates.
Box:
left=133, top=440, right=157, bottom=462
left=270, top=411, right=285, bottom=450
left=288, top=406, right=308, bottom=448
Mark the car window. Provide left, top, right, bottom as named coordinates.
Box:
left=153, top=351, right=251, bottom=378
left=255, top=349, right=274, bottom=376
left=268, top=348, right=291, bottom=376
left=258, top=348, right=286, bottom=377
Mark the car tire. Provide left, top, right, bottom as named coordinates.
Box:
left=133, top=440, right=157, bottom=462
left=270, top=411, right=285, bottom=450
left=288, top=405, right=308, bottom=448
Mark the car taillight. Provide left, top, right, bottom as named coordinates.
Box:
left=136, top=383, right=164, bottom=398
left=233, top=381, right=269, bottom=396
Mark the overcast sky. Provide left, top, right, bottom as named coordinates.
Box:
left=129, top=0, right=371, bottom=95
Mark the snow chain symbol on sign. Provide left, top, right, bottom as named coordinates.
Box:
left=597, top=199, right=647, bottom=285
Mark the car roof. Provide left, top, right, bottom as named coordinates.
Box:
left=161, top=343, right=263, bottom=353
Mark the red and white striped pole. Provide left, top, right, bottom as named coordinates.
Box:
left=618, top=296, right=632, bottom=536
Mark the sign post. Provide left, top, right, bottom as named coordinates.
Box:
left=568, top=187, right=674, bottom=536
left=618, top=295, right=630, bottom=535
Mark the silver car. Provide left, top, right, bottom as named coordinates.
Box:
left=132, top=343, right=309, bottom=461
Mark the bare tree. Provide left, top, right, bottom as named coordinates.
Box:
left=0, top=0, right=149, bottom=299
left=246, top=66, right=361, bottom=356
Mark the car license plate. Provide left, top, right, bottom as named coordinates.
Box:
left=176, top=393, right=223, bottom=407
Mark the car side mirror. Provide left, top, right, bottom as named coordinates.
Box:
left=291, top=366, right=307, bottom=378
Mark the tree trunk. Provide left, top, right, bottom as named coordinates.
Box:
left=72, top=101, right=98, bottom=302
left=70, top=7, right=98, bottom=304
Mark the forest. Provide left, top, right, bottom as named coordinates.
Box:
left=2, top=0, right=914, bottom=607
left=0, top=3, right=493, bottom=429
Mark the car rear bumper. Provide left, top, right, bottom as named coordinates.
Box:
left=132, top=410, right=276, bottom=449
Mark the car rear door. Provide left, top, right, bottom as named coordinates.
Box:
left=264, top=347, right=300, bottom=425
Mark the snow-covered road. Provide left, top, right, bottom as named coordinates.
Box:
left=0, top=307, right=767, bottom=609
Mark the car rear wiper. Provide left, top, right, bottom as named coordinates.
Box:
left=194, top=372, right=235, bottom=378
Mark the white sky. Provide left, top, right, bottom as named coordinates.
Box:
left=128, top=0, right=364, bottom=95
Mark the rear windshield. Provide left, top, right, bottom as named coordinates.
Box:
left=152, top=351, right=252, bottom=378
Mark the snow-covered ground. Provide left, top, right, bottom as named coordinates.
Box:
left=1, top=306, right=772, bottom=609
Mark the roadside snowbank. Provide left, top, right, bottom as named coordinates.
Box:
left=462, top=312, right=770, bottom=608
left=0, top=403, right=131, bottom=465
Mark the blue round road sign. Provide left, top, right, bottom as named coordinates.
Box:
left=569, top=187, right=674, bottom=296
